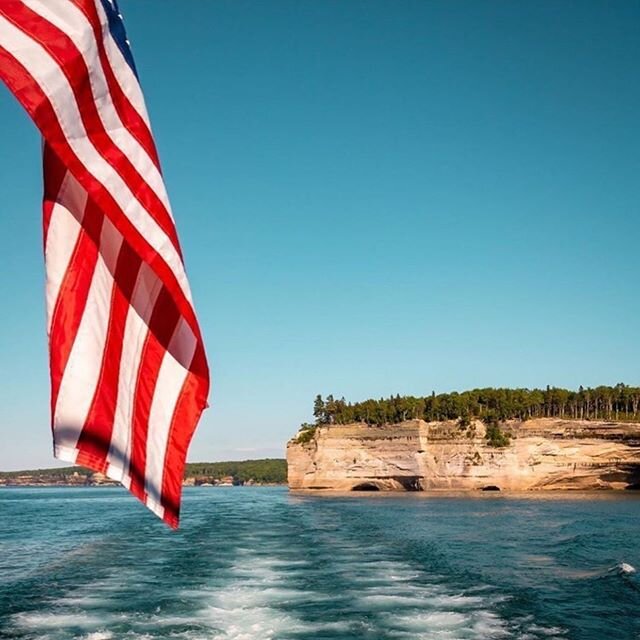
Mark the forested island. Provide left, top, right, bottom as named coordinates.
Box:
left=0, top=459, right=287, bottom=487
left=289, top=385, right=640, bottom=493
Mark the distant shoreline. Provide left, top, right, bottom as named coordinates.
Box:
left=0, top=458, right=287, bottom=488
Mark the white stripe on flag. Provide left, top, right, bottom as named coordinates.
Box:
left=44, top=173, right=87, bottom=333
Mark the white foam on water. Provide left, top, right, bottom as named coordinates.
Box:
left=391, top=610, right=469, bottom=629
left=383, top=611, right=509, bottom=640
left=617, top=562, right=636, bottom=574
left=361, top=593, right=434, bottom=607
left=12, top=611, right=107, bottom=630
left=58, top=593, right=111, bottom=607
left=217, top=584, right=322, bottom=607
left=241, top=557, right=311, bottom=568
left=428, top=593, right=487, bottom=608
left=470, top=610, right=511, bottom=638
left=203, top=606, right=300, bottom=640
left=187, top=548, right=356, bottom=640
left=527, top=624, right=568, bottom=636
left=341, top=549, right=569, bottom=640
left=339, top=552, right=510, bottom=639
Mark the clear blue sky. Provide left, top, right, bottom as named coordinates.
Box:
left=1, top=1, right=639, bottom=470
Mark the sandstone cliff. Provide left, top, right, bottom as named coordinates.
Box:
left=287, top=418, right=640, bottom=491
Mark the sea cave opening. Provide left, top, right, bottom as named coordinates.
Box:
left=351, top=483, right=380, bottom=492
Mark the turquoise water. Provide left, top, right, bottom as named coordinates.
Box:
left=1, top=487, right=639, bottom=639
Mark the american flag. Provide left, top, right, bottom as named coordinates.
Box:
left=0, top=0, right=210, bottom=527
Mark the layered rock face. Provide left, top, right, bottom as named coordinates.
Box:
left=287, top=419, right=640, bottom=491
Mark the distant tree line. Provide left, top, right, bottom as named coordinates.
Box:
left=185, top=459, right=286, bottom=484
left=0, top=466, right=88, bottom=481
left=0, top=459, right=287, bottom=485
left=311, top=384, right=640, bottom=427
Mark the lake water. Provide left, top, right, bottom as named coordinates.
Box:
left=0, top=487, right=639, bottom=639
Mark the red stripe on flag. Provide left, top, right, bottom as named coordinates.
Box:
left=42, top=145, right=67, bottom=243
left=160, top=371, right=208, bottom=528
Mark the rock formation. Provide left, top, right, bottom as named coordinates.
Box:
left=286, top=418, right=640, bottom=491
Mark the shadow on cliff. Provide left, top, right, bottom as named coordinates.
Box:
left=622, top=463, right=640, bottom=490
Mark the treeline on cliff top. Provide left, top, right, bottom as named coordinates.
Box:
left=0, top=459, right=287, bottom=484
left=309, top=384, right=640, bottom=427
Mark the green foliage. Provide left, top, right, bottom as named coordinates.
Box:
left=0, top=466, right=91, bottom=480
left=457, top=414, right=472, bottom=428
left=484, top=423, right=511, bottom=448
left=313, top=395, right=326, bottom=423
left=294, top=424, right=317, bottom=444
left=310, top=383, right=640, bottom=427
left=185, top=459, right=286, bottom=484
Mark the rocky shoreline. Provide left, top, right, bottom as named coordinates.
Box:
left=287, top=418, right=640, bottom=492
